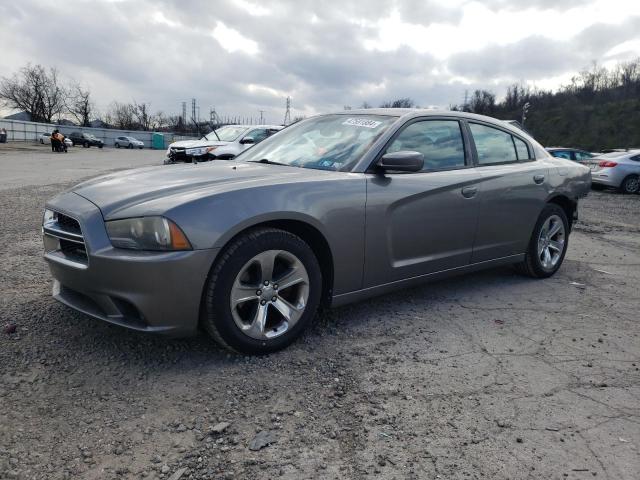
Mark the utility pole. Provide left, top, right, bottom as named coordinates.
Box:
left=283, top=96, right=291, bottom=125
left=259, top=110, right=264, bottom=124
left=181, top=102, right=187, bottom=126
left=463, top=90, right=469, bottom=111
left=521, top=102, right=531, bottom=127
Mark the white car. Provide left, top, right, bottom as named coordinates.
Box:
left=165, top=124, right=283, bottom=164
left=115, top=136, right=144, bottom=149
left=40, top=133, right=73, bottom=148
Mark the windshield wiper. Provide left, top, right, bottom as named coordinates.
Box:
left=248, top=158, right=288, bottom=166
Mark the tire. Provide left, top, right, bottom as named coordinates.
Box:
left=201, top=228, right=322, bottom=354
left=83, top=141, right=89, bottom=148
left=115, top=143, right=120, bottom=148
left=620, top=175, right=639, bottom=194
left=98, top=144, right=103, bottom=149
left=40, top=138, right=44, bottom=144
left=514, top=204, right=569, bottom=279
left=128, top=144, right=133, bottom=149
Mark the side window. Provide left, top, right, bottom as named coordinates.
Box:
left=552, top=150, right=572, bottom=160
left=469, top=123, right=517, bottom=165
left=385, top=120, right=466, bottom=171
left=574, top=151, right=593, bottom=161
left=513, top=136, right=531, bottom=160
left=246, top=129, right=268, bottom=143
left=630, top=154, right=640, bottom=162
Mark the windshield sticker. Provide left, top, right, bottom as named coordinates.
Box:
left=343, top=118, right=382, bottom=129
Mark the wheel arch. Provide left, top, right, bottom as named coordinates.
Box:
left=546, top=194, right=576, bottom=230
left=207, top=217, right=335, bottom=308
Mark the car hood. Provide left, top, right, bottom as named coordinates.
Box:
left=168, top=139, right=230, bottom=149
left=70, top=161, right=344, bottom=219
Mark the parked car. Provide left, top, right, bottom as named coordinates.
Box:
left=0, top=127, right=7, bottom=143
left=43, top=109, right=590, bottom=354
left=68, top=132, right=104, bottom=148
left=587, top=150, right=640, bottom=193
left=165, top=124, right=282, bottom=163
left=115, top=136, right=144, bottom=149
left=546, top=147, right=595, bottom=164
left=40, top=133, right=73, bottom=148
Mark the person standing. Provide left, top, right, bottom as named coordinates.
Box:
left=50, top=130, right=60, bottom=152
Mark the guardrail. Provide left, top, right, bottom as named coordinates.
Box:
left=0, top=118, right=197, bottom=149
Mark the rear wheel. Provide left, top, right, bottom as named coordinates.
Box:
left=83, top=141, right=89, bottom=148
left=515, top=204, right=569, bottom=278
left=115, top=143, right=120, bottom=148
left=201, top=228, right=322, bottom=354
left=128, top=143, right=133, bottom=149
left=620, top=175, right=639, bottom=194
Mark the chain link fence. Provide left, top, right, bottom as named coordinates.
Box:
left=0, top=118, right=197, bottom=149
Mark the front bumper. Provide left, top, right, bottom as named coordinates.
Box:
left=44, top=192, right=219, bottom=336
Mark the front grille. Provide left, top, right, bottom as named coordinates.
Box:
left=43, top=211, right=88, bottom=268
left=56, top=213, right=81, bottom=235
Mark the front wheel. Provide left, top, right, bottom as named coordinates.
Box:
left=83, top=142, right=89, bottom=148
left=40, top=138, right=44, bottom=144
left=98, top=144, right=103, bottom=149
left=201, top=228, right=322, bottom=354
left=515, top=204, right=569, bottom=278
left=620, top=175, right=639, bottom=194
left=115, top=143, right=120, bottom=148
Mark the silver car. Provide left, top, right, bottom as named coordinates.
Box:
left=165, top=124, right=283, bottom=163
left=587, top=150, right=640, bottom=193
left=115, top=136, right=144, bottom=149
left=43, top=110, right=591, bottom=354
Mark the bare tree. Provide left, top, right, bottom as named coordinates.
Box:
left=0, top=64, right=67, bottom=122
left=466, top=90, right=496, bottom=115
left=379, top=97, right=415, bottom=108
left=132, top=101, right=152, bottom=130
left=107, top=102, right=137, bottom=130
left=66, top=83, right=93, bottom=126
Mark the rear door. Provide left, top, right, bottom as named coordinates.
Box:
left=467, top=122, right=549, bottom=263
left=363, top=117, right=481, bottom=286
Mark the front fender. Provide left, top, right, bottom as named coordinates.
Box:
left=164, top=178, right=367, bottom=295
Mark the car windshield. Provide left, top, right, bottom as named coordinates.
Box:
left=237, top=114, right=396, bottom=171
left=205, top=126, right=247, bottom=142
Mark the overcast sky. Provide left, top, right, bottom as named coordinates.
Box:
left=1, top=0, right=639, bottom=123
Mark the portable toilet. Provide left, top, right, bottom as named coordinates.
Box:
left=152, top=133, right=165, bottom=150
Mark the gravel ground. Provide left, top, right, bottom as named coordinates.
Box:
left=1, top=146, right=639, bottom=480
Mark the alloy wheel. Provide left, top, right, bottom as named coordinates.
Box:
left=230, top=250, right=309, bottom=340
left=623, top=176, right=639, bottom=194
left=537, top=214, right=565, bottom=270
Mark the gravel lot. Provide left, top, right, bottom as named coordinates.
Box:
left=1, top=144, right=639, bottom=480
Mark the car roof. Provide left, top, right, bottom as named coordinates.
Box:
left=323, top=108, right=534, bottom=139
left=220, top=124, right=283, bottom=129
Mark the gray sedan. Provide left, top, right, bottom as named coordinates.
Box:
left=43, top=110, right=591, bottom=354
left=587, top=150, right=640, bottom=193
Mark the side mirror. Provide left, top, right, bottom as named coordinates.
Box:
left=240, top=137, right=255, bottom=145
left=377, top=151, right=424, bottom=172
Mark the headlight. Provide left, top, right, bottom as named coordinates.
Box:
left=185, top=146, right=217, bottom=156
left=106, top=216, right=191, bottom=251
left=43, top=208, right=56, bottom=225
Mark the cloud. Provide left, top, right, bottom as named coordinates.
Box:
left=0, top=0, right=639, bottom=122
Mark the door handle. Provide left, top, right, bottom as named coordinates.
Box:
left=533, top=174, right=545, bottom=184
left=461, top=186, right=478, bottom=198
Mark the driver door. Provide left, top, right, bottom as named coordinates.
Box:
left=363, top=118, right=481, bottom=287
